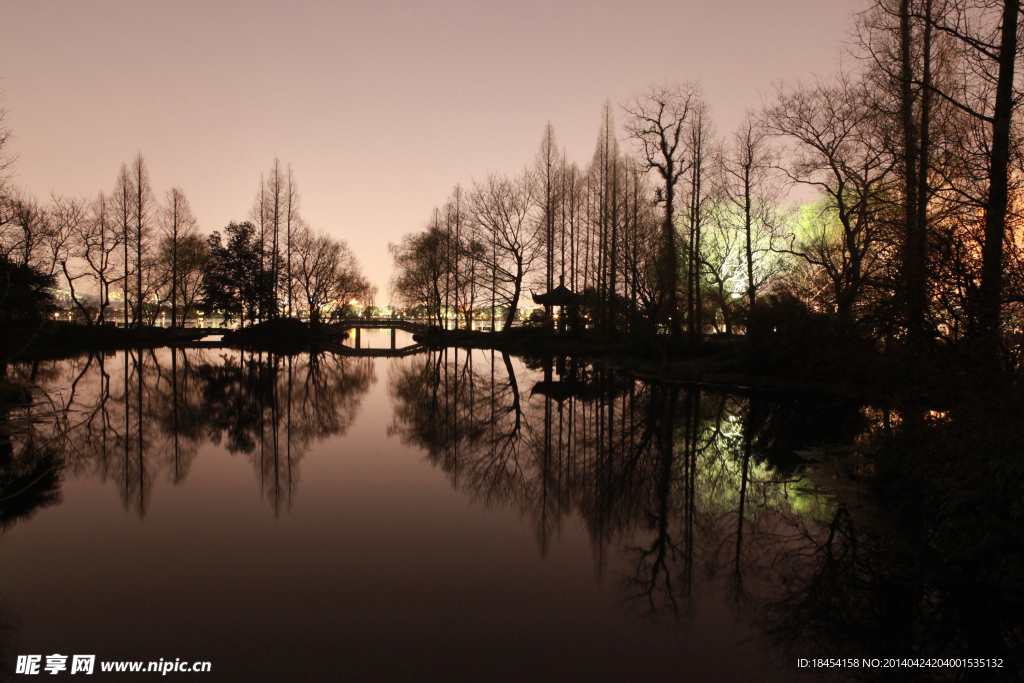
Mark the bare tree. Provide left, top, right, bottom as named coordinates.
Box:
left=292, top=225, right=372, bottom=326
left=158, top=187, right=199, bottom=327
left=561, top=155, right=585, bottom=297
left=534, top=124, right=562, bottom=297
left=921, top=0, right=1021, bottom=362
left=764, top=74, right=893, bottom=321
left=702, top=190, right=748, bottom=334
left=265, top=158, right=284, bottom=317
left=4, top=189, right=51, bottom=270
left=130, top=154, right=155, bottom=326
left=49, top=193, right=88, bottom=319
left=112, top=163, right=135, bottom=326
left=0, top=94, right=16, bottom=244
left=171, top=235, right=208, bottom=326
left=721, top=114, right=785, bottom=313
left=470, top=172, right=541, bottom=330
left=619, top=159, right=663, bottom=333
left=250, top=159, right=293, bottom=319
left=623, top=84, right=701, bottom=338
left=390, top=225, right=449, bottom=327
left=0, top=94, right=14, bottom=195
left=74, top=192, right=124, bottom=324
left=684, top=101, right=715, bottom=340
left=285, top=164, right=301, bottom=316
left=856, top=0, right=950, bottom=350
left=589, top=101, right=623, bottom=332
left=442, top=185, right=474, bottom=328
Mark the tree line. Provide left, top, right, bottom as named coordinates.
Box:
left=0, top=141, right=373, bottom=331
left=391, top=0, right=1024, bottom=369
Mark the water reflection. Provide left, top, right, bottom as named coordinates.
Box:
left=388, top=349, right=1023, bottom=680
left=0, top=423, right=62, bottom=533
left=388, top=349, right=810, bottom=602
left=190, top=350, right=375, bottom=513
left=2, top=347, right=1022, bottom=680
left=3, top=348, right=375, bottom=520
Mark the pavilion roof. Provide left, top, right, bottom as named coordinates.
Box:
left=531, top=284, right=578, bottom=307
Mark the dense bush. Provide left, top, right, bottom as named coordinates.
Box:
left=745, top=294, right=876, bottom=380
left=223, top=317, right=315, bottom=354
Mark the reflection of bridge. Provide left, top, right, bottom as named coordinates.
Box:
left=322, top=341, right=426, bottom=358
left=169, top=329, right=226, bottom=348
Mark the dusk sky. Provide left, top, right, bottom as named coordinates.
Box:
left=1, top=0, right=862, bottom=298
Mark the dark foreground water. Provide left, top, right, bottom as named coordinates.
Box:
left=0, top=331, right=1017, bottom=682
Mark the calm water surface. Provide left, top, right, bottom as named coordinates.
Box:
left=0, top=330, right=874, bottom=682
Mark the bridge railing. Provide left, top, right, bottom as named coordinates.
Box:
left=328, top=318, right=428, bottom=332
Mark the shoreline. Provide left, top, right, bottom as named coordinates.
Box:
left=5, top=321, right=972, bottom=406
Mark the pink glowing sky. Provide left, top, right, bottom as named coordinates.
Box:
left=0, top=0, right=861, bottom=297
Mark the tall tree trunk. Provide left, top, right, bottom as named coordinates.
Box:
left=744, top=162, right=755, bottom=311
left=663, top=177, right=680, bottom=339
left=976, top=0, right=1019, bottom=365
left=504, top=258, right=524, bottom=330
left=900, top=0, right=925, bottom=350
left=915, top=0, right=933, bottom=344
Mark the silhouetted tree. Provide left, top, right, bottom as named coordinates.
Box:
left=291, top=225, right=372, bottom=325
left=721, top=115, right=783, bottom=314
left=157, top=233, right=207, bottom=327
left=71, top=192, right=123, bottom=324
left=202, top=222, right=274, bottom=327
left=0, top=254, right=55, bottom=377
left=470, top=172, right=541, bottom=330
left=158, top=187, right=199, bottom=327
left=130, top=153, right=155, bottom=326
left=112, top=163, right=135, bottom=327
left=922, top=0, right=1021, bottom=364
left=623, top=84, right=701, bottom=338
left=764, top=73, right=893, bottom=322
left=390, top=226, right=450, bottom=327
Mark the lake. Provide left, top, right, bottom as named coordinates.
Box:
left=0, top=330, right=1013, bottom=681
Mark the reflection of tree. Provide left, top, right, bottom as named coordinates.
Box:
left=625, top=384, right=684, bottom=617
left=0, top=360, right=77, bottom=533
left=32, top=349, right=199, bottom=517
left=0, top=433, right=62, bottom=533
left=390, top=351, right=1024, bottom=675
left=152, top=348, right=205, bottom=483
left=389, top=350, right=689, bottom=568
left=390, top=349, right=712, bottom=614
left=751, top=400, right=1024, bottom=681
left=3, top=346, right=375, bottom=519
left=390, top=348, right=529, bottom=508
left=193, top=349, right=375, bottom=514
left=751, top=503, right=1024, bottom=682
